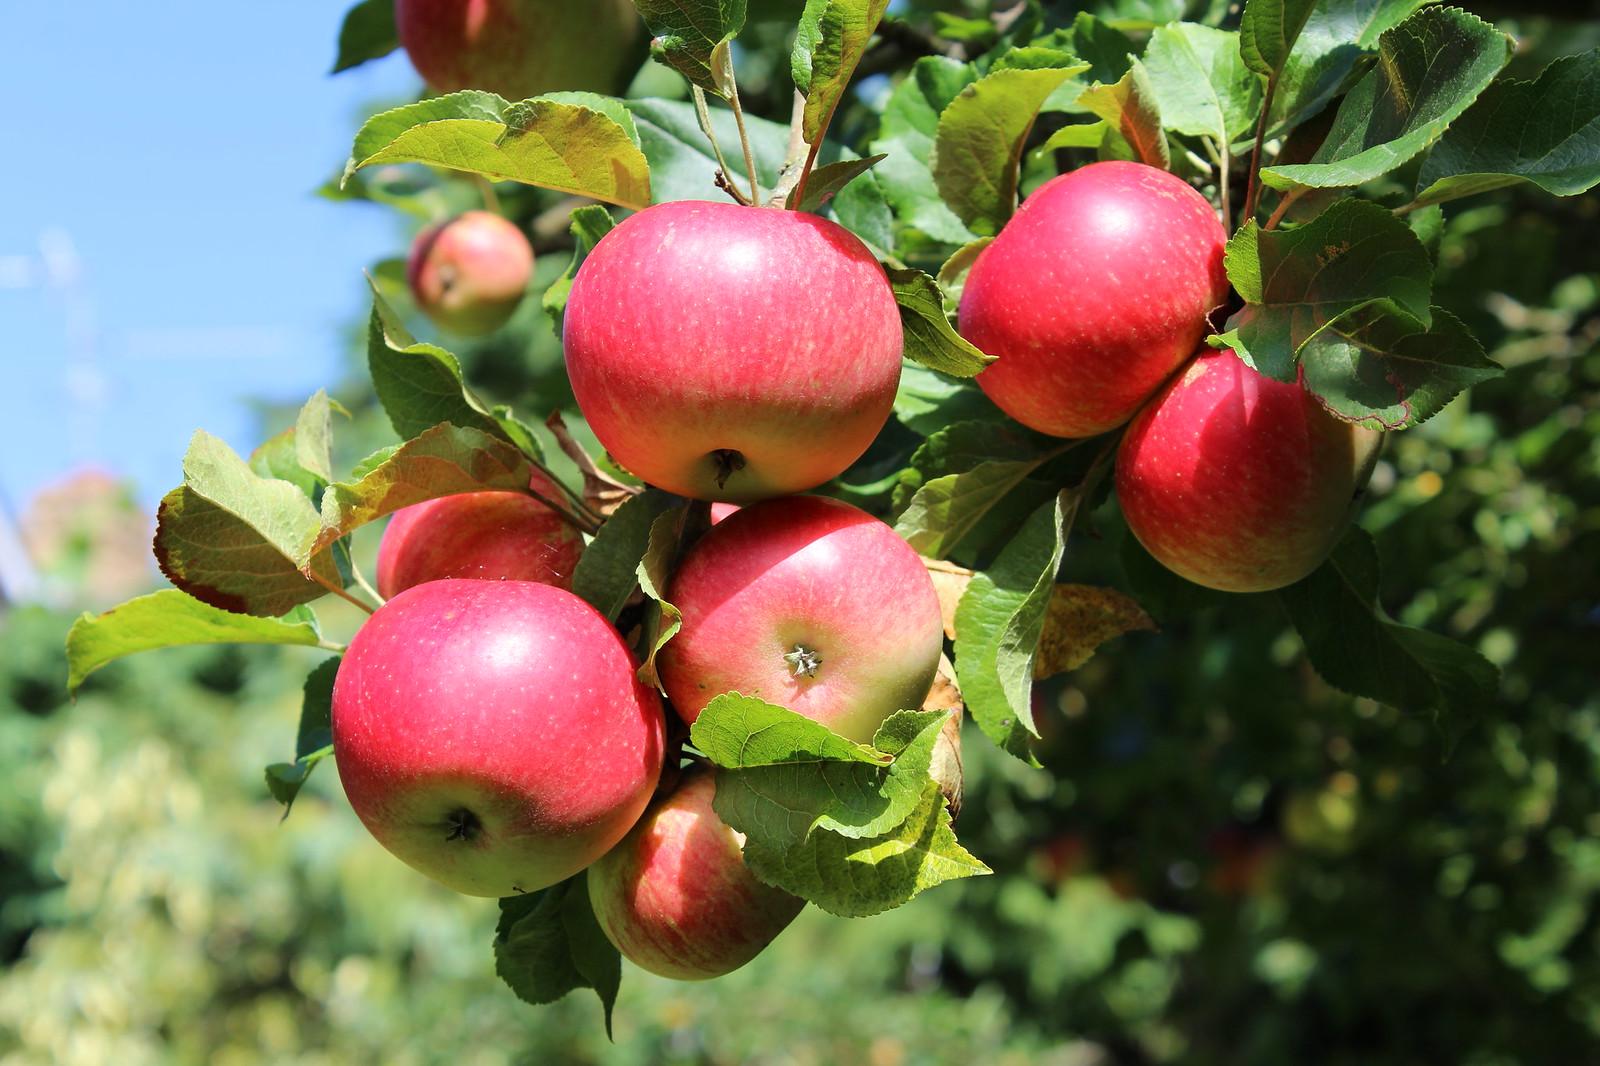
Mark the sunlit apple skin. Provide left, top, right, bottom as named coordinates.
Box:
left=395, top=0, right=640, bottom=100
left=959, top=161, right=1230, bottom=438
left=331, top=580, right=665, bottom=897
left=657, top=496, right=943, bottom=742
left=375, top=474, right=583, bottom=598
left=588, top=771, right=803, bottom=980
left=1116, top=350, right=1382, bottom=593
left=563, top=201, right=903, bottom=502
left=407, top=211, right=534, bottom=336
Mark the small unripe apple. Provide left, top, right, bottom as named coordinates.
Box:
left=375, top=473, right=583, bottom=598
left=1116, top=350, right=1382, bottom=593
left=395, top=0, right=641, bottom=100
left=331, top=580, right=665, bottom=896
left=587, top=771, right=803, bottom=980
left=407, top=211, right=534, bottom=336
left=563, top=201, right=904, bottom=502
left=658, top=495, right=944, bottom=742
left=959, top=161, right=1229, bottom=438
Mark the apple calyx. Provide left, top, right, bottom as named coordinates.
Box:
left=443, top=807, right=482, bottom=843
left=784, top=645, right=822, bottom=679
left=711, top=448, right=747, bottom=489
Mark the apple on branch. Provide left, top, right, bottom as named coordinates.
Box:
left=330, top=579, right=665, bottom=896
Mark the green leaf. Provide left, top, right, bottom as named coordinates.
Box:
left=953, top=493, right=1066, bottom=762
left=495, top=876, right=621, bottom=1036
left=933, top=59, right=1091, bottom=235
left=788, top=154, right=885, bottom=212
left=892, top=364, right=1004, bottom=436
left=332, top=0, right=398, bottom=73
left=1078, top=62, right=1171, bottom=170
left=893, top=419, right=1051, bottom=512
left=314, top=423, right=535, bottom=554
left=1413, top=48, right=1600, bottom=208
left=1279, top=526, right=1499, bottom=712
left=626, top=97, right=792, bottom=204
left=690, top=693, right=889, bottom=767
left=1299, top=306, right=1502, bottom=430
left=543, top=205, right=615, bottom=331
left=1068, top=12, right=1138, bottom=88
left=294, top=390, right=338, bottom=484
left=344, top=91, right=651, bottom=209
left=1214, top=198, right=1433, bottom=381
left=1266, top=0, right=1425, bottom=137
left=792, top=0, right=890, bottom=143
left=635, top=0, right=747, bottom=96
left=1141, top=24, right=1262, bottom=146
left=154, top=433, right=342, bottom=616
left=65, top=591, right=324, bottom=693
left=895, top=461, right=1043, bottom=560
left=265, top=658, right=340, bottom=816
left=886, top=268, right=995, bottom=379
left=870, top=57, right=981, bottom=246
left=571, top=489, right=679, bottom=621
left=1238, top=0, right=1318, bottom=78
left=1261, top=7, right=1512, bottom=192
left=249, top=428, right=320, bottom=500
left=634, top=506, right=686, bottom=688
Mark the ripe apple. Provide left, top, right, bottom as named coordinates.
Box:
left=407, top=211, right=534, bottom=336
left=562, top=201, right=904, bottom=502
left=587, top=771, right=804, bottom=980
left=1116, top=350, right=1382, bottom=593
left=375, top=473, right=583, bottom=598
left=395, top=0, right=640, bottom=100
left=959, top=161, right=1230, bottom=438
left=331, top=579, right=665, bottom=896
left=657, top=495, right=943, bottom=742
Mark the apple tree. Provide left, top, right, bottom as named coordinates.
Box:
left=62, top=0, right=1600, bottom=1039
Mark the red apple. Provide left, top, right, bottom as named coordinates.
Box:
left=562, top=201, right=904, bottom=502
left=587, top=771, right=803, bottom=980
left=1116, top=350, right=1382, bottom=593
left=395, top=0, right=640, bottom=100
left=331, top=579, right=665, bottom=896
left=407, top=211, right=534, bottom=336
left=375, top=473, right=583, bottom=598
left=657, top=495, right=943, bottom=742
left=959, top=161, right=1229, bottom=438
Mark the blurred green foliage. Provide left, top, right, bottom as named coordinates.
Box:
left=4, top=4, right=1599, bottom=1064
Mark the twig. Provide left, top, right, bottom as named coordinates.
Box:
left=311, top=571, right=376, bottom=615
left=1218, top=140, right=1231, bottom=231
left=1242, top=76, right=1280, bottom=223
left=770, top=90, right=810, bottom=207
left=1263, top=187, right=1305, bottom=231
left=474, top=174, right=502, bottom=215
left=527, top=486, right=602, bottom=536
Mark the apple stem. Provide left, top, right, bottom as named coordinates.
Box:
left=311, top=570, right=377, bottom=615
left=348, top=559, right=386, bottom=609
left=1262, top=187, right=1305, bottom=232
left=1217, top=139, right=1231, bottom=231
left=474, top=174, right=501, bottom=216
left=726, top=77, right=762, bottom=206
left=692, top=87, right=752, bottom=207
left=527, top=485, right=602, bottom=536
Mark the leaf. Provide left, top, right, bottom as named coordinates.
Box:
left=1266, top=0, right=1426, bottom=137
left=154, top=433, right=342, bottom=616
left=953, top=493, right=1067, bottom=762
left=933, top=59, right=1091, bottom=235
left=1078, top=62, right=1171, bottom=169
left=249, top=428, right=320, bottom=500
left=886, top=268, right=996, bottom=379
left=1141, top=23, right=1262, bottom=146
left=690, top=693, right=889, bottom=768
left=265, top=658, right=340, bottom=816
left=1279, top=526, right=1499, bottom=712
left=494, top=876, right=621, bottom=1036
left=792, top=0, right=891, bottom=143
left=893, top=364, right=1004, bottom=436
left=870, top=56, right=981, bottom=246
left=895, top=461, right=1043, bottom=560
left=1068, top=12, right=1138, bottom=87
left=892, top=419, right=1049, bottom=511
left=1238, top=0, right=1318, bottom=79
left=314, top=423, right=535, bottom=554
left=571, top=489, right=679, bottom=621
left=545, top=411, right=639, bottom=518
left=635, top=0, right=747, bottom=96
left=1261, top=7, right=1512, bottom=192
left=1213, top=198, right=1433, bottom=381
left=344, top=91, right=651, bottom=209
left=634, top=506, right=687, bottom=688
left=543, top=205, right=615, bottom=331
left=1413, top=48, right=1600, bottom=208
left=1033, top=584, right=1156, bottom=679
left=788, top=154, right=886, bottom=212
left=293, top=390, right=337, bottom=484
left=65, top=591, right=324, bottom=693
left=332, top=0, right=398, bottom=73
left=1299, top=306, right=1502, bottom=430
left=626, top=97, right=794, bottom=204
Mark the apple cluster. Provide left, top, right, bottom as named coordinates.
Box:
left=338, top=197, right=947, bottom=981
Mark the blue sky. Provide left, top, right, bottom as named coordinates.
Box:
left=0, top=3, right=422, bottom=514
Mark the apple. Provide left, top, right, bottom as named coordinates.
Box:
left=1116, top=350, right=1382, bottom=593
left=331, top=579, right=665, bottom=897
left=375, top=473, right=584, bottom=598
left=587, top=771, right=804, bottom=980
left=958, top=161, right=1230, bottom=438
left=657, top=495, right=943, bottom=742
left=395, top=0, right=640, bottom=100
left=407, top=211, right=534, bottom=336
left=562, top=201, right=904, bottom=502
